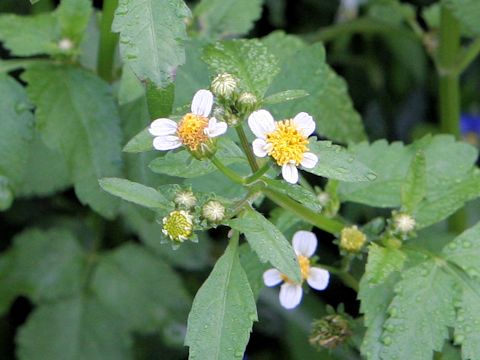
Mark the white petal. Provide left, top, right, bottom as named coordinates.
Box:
left=307, top=267, right=330, bottom=291
left=263, top=268, right=283, bottom=287
left=252, top=138, right=268, bottom=157
left=153, top=136, right=182, bottom=151
left=148, top=118, right=177, bottom=136
left=191, top=89, right=213, bottom=117
left=248, top=110, right=275, bottom=139
left=293, top=112, right=315, bottom=137
left=292, top=230, right=317, bottom=257
left=282, top=162, right=299, bottom=184
left=279, top=283, right=303, bottom=309
left=301, top=152, right=318, bottom=169
left=204, top=117, right=227, bottom=138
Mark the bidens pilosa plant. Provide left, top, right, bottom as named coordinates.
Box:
left=1, top=0, right=480, bottom=359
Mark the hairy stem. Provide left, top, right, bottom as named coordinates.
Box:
left=245, top=162, right=271, bottom=184
left=236, top=125, right=259, bottom=171
left=97, top=0, right=119, bottom=82
left=211, top=156, right=245, bottom=185
left=320, top=265, right=359, bottom=292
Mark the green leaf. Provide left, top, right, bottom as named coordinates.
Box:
left=454, top=282, right=480, bottom=359
left=265, top=40, right=366, bottom=144
left=0, top=228, right=86, bottom=314
left=112, top=0, right=191, bottom=87
left=307, top=140, right=376, bottom=182
left=0, top=13, right=57, bottom=56
left=149, top=138, right=245, bottom=178
left=123, top=128, right=153, bottom=153
left=401, top=150, right=426, bottom=213
left=0, top=75, right=34, bottom=189
left=227, top=208, right=301, bottom=283
left=359, top=272, right=400, bottom=360
left=380, top=261, right=457, bottom=359
left=56, top=0, right=92, bottom=44
left=364, top=243, right=406, bottom=285
left=263, top=178, right=322, bottom=212
left=99, top=178, right=170, bottom=210
left=92, top=243, right=191, bottom=333
left=17, top=294, right=133, bottom=360
left=22, top=64, right=123, bottom=218
left=203, top=39, right=279, bottom=96
left=185, top=237, right=257, bottom=359
left=443, top=220, right=480, bottom=277
left=193, top=0, right=262, bottom=38
left=263, top=89, right=309, bottom=105
left=444, top=0, right=480, bottom=36
left=146, top=82, right=175, bottom=119
left=239, top=243, right=270, bottom=300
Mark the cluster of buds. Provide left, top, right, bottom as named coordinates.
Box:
left=309, top=313, right=352, bottom=350
left=339, top=225, right=367, bottom=254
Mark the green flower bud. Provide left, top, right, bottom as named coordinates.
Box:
left=211, top=73, right=237, bottom=98
left=339, top=225, right=366, bottom=253
left=309, top=314, right=352, bottom=350
left=237, top=92, right=257, bottom=113
left=174, top=190, right=197, bottom=209
left=202, top=200, right=225, bottom=223
left=162, top=210, right=194, bottom=243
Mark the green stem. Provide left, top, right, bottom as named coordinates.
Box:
left=453, top=37, right=480, bottom=76
left=211, top=156, right=245, bottom=185
left=438, top=7, right=467, bottom=233
left=320, top=265, right=359, bottom=292
left=263, top=187, right=344, bottom=235
left=31, top=0, right=54, bottom=13
left=97, top=0, right=119, bottom=82
left=245, top=162, right=271, bottom=184
left=236, top=125, right=259, bottom=171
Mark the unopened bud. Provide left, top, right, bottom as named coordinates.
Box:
left=162, top=210, right=194, bottom=244
left=174, top=190, right=197, bottom=209
left=309, top=314, right=352, bottom=350
left=317, top=192, right=330, bottom=206
left=237, top=92, right=257, bottom=113
left=340, top=225, right=366, bottom=253
left=394, top=213, right=416, bottom=233
left=202, top=200, right=225, bottom=223
left=58, top=38, right=74, bottom=51
left=0, top=176, right=13, bottom=211
left=211, top=73, right=237, bottom=98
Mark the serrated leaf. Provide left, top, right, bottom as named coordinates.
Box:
left=455, top=282, right=480, bottom=359
left=227, top=208, right=301, bottom=283
left=239, top=243, right=270, bottom=300
left=0, top=13, right=57, bottom=56
left=99, top=178, right=170, bottom=210
left=359, top=272, right=400, bottom=360
left=123, top=128, right=153, bottom=153
left=56, top=0, right=92, bottom=44
left=307, top=140, right=376, bottom=182
left=401, top=150, right=426, bottom=213
left=185, top=237, right=257, bottom=360
left=149, top=138, right=245, bottom=178
left=364, top=244, right=406, bottom=285
left=203, top=39, right=279, bottom=96
left=380, top=261, right=456, bottom=359
left=263, top=89, right=309, bottom=105
left=263, top=178, right=321, bottom=212
left=92, top=243, right=191, bottom=332
left=146, top=82, right=175, bottom=119
left=112, top=0, right=191, bottom=87
left=194, top=0, right=262, bottom=38
left=0, top=228, right=86, bottom=314
left=17, top=294, right=132, bottom=360
left=265, top=41, right=366, bottom=144
left=444, top=0, right=480, bottom=36
left=0, top=75, right=34, bottom=189
left=22, top=64, right=123, bottom=218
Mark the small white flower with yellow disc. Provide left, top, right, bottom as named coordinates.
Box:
left=248, top=110, right=318, bottom=183
left=263, top=231, right=330, bottom=309
left=149, top=89, right=228, bottom=154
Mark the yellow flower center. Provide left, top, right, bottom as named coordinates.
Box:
left=281, top=255, right=311, bottom=284
left=176, top=113, right=209, bottom=151
left=340, top=225, right=366, bottom=253
left=162, top=210, right=193, bottom=242
left=266, top=119, right=309, bottom=166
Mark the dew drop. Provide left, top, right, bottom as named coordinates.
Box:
left=462, top=241, right=472, bottom=249
left=382, top=336, right=392, bottom=345
left=454, top=334, right=465, bottom=344
left=447, top=242, right=457, bottom=250
left=366, top=172, right=377, bottom=181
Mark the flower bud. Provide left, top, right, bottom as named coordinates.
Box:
left=58, top=38, right=74, bottom=51
left=162, top=210, right=193, bottom=243
left=202, top=200, right=225, bottom=223
left=0, top=176, right=13, bottom=211
left=309, top=314, right=352, bottom=350
left=339, top=225, right=367, bottom=253
left=317, top=191, right=330, bottom=206
left=211, top=73, right=237, bottom=98
left=394, top=213, right=416, bottom=233
left=237, top=92, right=257, bottom=113
left=174, top=190, right=197, bottom=209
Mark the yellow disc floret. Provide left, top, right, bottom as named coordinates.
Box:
left=266, top=119, right=309, bottom=166
left=162, top=210, right=193, bottom=242
left=176, top=113, right=209, bottom=151
left=281, top=254, right=311, bottom=284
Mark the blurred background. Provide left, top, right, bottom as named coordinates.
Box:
left=1, top=0, right=479, bottom=359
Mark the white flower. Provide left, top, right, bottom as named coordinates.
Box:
left=248, top=110, right=318, bottom=184
left=149, top=89, right=228, bottom=152
left=263, top=230, right=330, bottom=309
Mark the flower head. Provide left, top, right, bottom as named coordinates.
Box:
left=263, top=231, right=330, bottom=309
left=339, top=225, right=366, bottom=253
left=58, top=38, right=74, bottom=51
left=149, top=90, right=227, bottom=156
left=174, top=190, right=197, bottom=209
left=202, top=200, right=225, bottom=223
left=162, top=210, right=193, bottom=243
left=248, top=110, right=318, bottom=184
left=211, top=73, right=237, bottom=98
left=394, top=213, right=416, bottom=233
